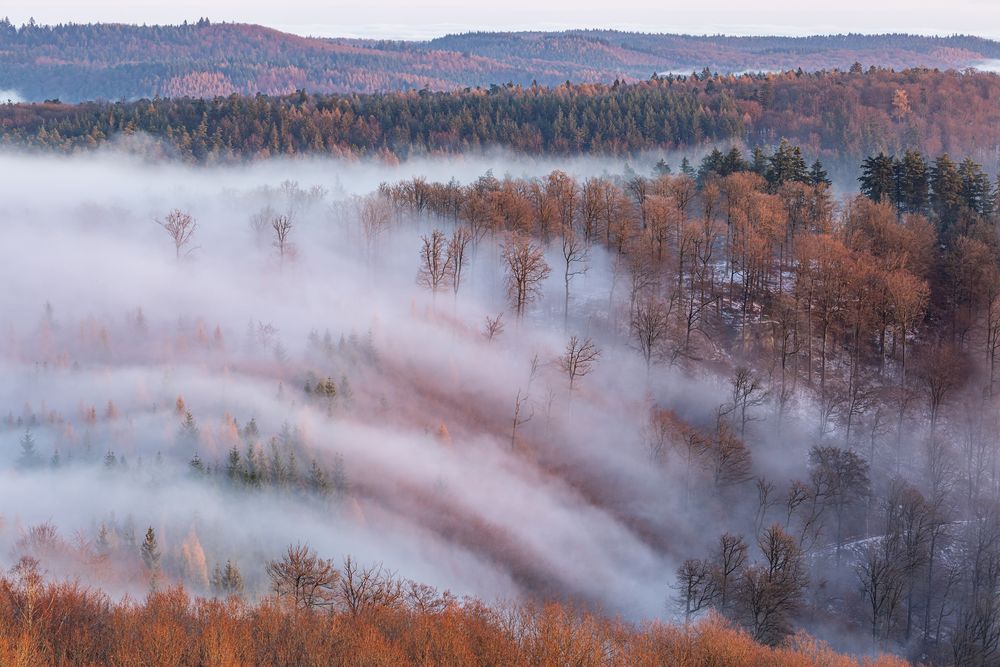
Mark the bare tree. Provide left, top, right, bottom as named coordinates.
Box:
left=265, top=543, right=339, bottom=609
left=483, top=313, right=505, bottom=341
left=249, top=205, right=274, bottom=247
left=417, top=228, right=450, bottom=295
left=674, top=559, right=715, bottom=623
left=338, top=556, right=403, bottom=618
left=510, top=388, right=533, bottom=451
left=712, top=532, right=749, bottom=616
left=735, top=525, right=808, bottom=645
left=724, top=366, right=770, bottom=438
left=631, top=298, right=671, bottom=368
left=446, top=225, right=472, bottom=296
left=559, top=225, right=589, bottom=325
left=559, top=335, right=600, bottom=391
left=359, top=194, right=391, bottom=260
left=501, top=233, right=551, bottom=317
left=271, top=214, right=294, bottom=265
left=155, top=209, right=198, bottom=260
left=857, top=535, right=906, bottom=647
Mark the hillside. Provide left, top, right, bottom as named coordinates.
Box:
left=3, top=69, right=999, bottom=176
left=1, top=19, right=999, bottom=102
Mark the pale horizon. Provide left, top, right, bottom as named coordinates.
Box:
left=3, top=1, right=1000, bottom=41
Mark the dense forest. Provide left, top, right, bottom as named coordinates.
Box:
left=1, top=19, right=999, bottom=101
left=2, top=67, right=999, bottom=175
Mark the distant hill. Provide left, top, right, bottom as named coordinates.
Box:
left=1, top=19, right=1000, bottom=102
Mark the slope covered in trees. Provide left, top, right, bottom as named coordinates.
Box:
left=1, top=18, right=999, bottom=102
left=2, top=68, right=999, bottom=174
left=0, top=138, right=998, bottom=662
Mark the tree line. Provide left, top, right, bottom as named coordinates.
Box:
left=1, top=67, right=998, bottom=171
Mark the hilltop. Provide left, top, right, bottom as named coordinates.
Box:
left=1, top=19, right=999, bottom=101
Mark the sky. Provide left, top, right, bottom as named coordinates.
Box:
left=4, top=0, right=1000, bottom=40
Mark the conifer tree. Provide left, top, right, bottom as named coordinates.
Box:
left=140, top=527, right=161, bottom=571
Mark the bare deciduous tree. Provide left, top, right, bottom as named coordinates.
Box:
left=271, top=214, right=294, bottom=264
left=156, top=209, right=198, bottom=260
left=510, top=388, right=533, bottom=451
left=417, top=229, right=450, bottom=295
left=483, top=313, right=504, bottom=341
left=631, top=298, right=671, bottom=368
left=446, top=225, right=472, bottom=296
left=339, top=556, right=403, bottom=619
left=559, top=335, right=600, bottom=391
left=559, top=225, right=588, bottom=325
left=265, top=543, right=339, bottom=609
left=501, top=233, right=551, bottom=317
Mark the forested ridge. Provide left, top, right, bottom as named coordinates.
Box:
left=1, top=18, right=998, bottom=102
left=2, top=67, right=999, bottom=173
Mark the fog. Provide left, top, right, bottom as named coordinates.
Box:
left=0, top=147, right=834, bottom=624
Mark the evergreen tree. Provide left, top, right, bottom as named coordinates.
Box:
left=679, top=157, right=695, bottom=177
left=17, top=429, right=41, bottom=468
left=96, top=522, right=111, bottom=552
left=140, top=527, right=161, bottom=571
left=211, top=560, right=244, bottom=595
left=894, top=150, right=929, bottom=214
left=750, top=146, right=769, bottom=176
left=808, top=159, right=831, bottom=187
left=930, top=154, right=964, bottom=233
left=189, top=452, right=205, bottom=476
left=766, top=139, right=809, bottom=188
left=958, top=157, right=993, bottom=217
left=177, top=410, right=199, bottom=446
left=858, top=153, right=895, bottom=203
left=308, top=459, right=330, bottom=495
left=225, top=445, right=244, bottom=484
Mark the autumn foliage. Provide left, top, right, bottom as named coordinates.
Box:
left=0, top=563, right=909, bottom=667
